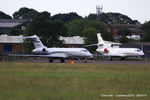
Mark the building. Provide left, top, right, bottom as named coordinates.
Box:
left=60, top=36, right=121, bottom=48
left=0, top=19, right=29, bottom=34
left=126, top=35, right=141, bottom=40
left=106, top=24, right=144, bottom=40
left=59, top=36, right=85, bottom=48
left=0, top=35, right=24, bottom=54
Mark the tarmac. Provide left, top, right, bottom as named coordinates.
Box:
left=6, top=58, right=150, bottom=64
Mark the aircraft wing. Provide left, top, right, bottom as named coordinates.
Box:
left=103, top=53, right=125, bottom=57
left=84, top=44, right=97, bottom=47
left=46, top=53, right=68, bottom=58
left=8, top=53, right=68, bottom=58
left=103, top=53, right=141, bottom=57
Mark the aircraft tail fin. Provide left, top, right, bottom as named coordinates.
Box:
left=97, top=33, right=105, bottom=44
left=24, top=35, right=47, bottom=49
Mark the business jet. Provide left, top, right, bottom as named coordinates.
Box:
left=96, top=33, right=144, bottom=60
left=10, top=35, right=93, bottom=63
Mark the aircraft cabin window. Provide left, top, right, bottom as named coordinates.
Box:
left=99, top=44, right=103, bottom=46
left=81, top=50, right=88, bottom=52
left=137, top=49, right=140, bottom=52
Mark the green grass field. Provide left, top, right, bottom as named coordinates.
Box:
left=0, top=62, right=150, bottom=100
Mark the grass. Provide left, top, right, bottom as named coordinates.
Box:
left=0, top=62, right=150, bottom=100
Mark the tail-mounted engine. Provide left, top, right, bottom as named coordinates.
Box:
left=42, top=48, right=48, bottom=54
left=32, top=48, right=48, bottom=54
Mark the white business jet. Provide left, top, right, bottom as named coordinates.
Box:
left=10, top=35, right=93, bottom=63
left=96, top=33, right=144, bottom=60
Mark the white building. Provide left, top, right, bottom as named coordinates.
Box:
left=126, top=35, right=141, bottom=40
left=59, top=36, right=84, bottom=48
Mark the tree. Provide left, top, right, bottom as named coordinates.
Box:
left=142, top=21, right=150, bottom=31
left=141, top=21, right=150, bottom=42
left=82, top=28, right=99, bottom=44
left=13, top=7, right=51, bottom=20
left=87, top=12, right=139, bottom=24
left=25, top=16, right=68, bottom=47
left=8, top=28, right=23, bottom=36
left=84, top=20, right=105, bottom=31
left=67, top=19, right=103, bottom=36
left=102, top=12, right=139, bottom=24
left=51, top=12, right=82, bottom=23
left=86, top=14, right=97, bottom=20
left=119, top=36, right=131, bottom=43
left=0, top=11, right=12, bottom=19
left=141, top=30, right=150, bottom=42
left=46, top=20, right=68, bottom=46
left=40, top=11, right=51, bottom=19
left=13, top=7, right=39, bottom=19
left=67, top=19, right=113, bottom=41
left=101, top=31, right=113, bottom=41
left=67, top=19, right=85, bottom=36
left=82, top=28, right=99, bottom=52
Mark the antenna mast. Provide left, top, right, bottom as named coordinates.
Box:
left=96, top=5, right=103, bottom=22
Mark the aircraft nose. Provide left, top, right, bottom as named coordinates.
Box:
left=138, top=51, right=144, bottom=56
left=88, top=52, right=93, bottom=58
left=141, top=51, right=144, bottom=56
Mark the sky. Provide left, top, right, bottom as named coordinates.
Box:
left=0, top=0, right=150, bottom=23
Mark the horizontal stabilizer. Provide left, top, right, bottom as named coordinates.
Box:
left=84, top=44, right=98, bottom=47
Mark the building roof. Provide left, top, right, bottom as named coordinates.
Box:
left=0, top=23, right=21, bottom=28
left=60, top=36, right=84, bottom=44
left=0, top=19, right=27, bottom=23
left=107, top=24, right=143, bottom=34
left=0, top=19, right=28, bottom=28
left=0, top=35, right=23, bottom=43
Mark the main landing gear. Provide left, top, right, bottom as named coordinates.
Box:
left=60, top=58, right=65, bottom=63
left=49, top=58, right=53, bottom=63
left=48, top=58, right=65, bottom=63
left=108, top=57, right=125, bottom=61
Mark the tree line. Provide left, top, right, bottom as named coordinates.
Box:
left=0, top=7, right=150, bottom=52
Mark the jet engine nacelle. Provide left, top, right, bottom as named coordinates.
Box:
left=32, top=48, right=48, bottom=54
left=96, top=48, right=109, bottom=54
left=42, top=48, right=47, bottom=53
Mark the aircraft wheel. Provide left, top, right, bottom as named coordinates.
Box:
left=84, top=60, right=87, bottom=63
left=49, top=58, right=53, bottom=63
left=120, top=57, right=124, bottom=60
left=108, top=57, right=112, bottom=61
left=60, top=58, right=65, bottom=63
left=140, top=56, right=145, bottom=61
left=84, top=58, right=88, bottom=63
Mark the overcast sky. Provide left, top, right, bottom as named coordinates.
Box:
left=1, top=0, right=150, bottom=23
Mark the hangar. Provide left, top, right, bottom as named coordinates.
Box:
left=0, top=19, right=29, bottom=34
left=59, top=36, right=84, bottom=48
left=0, top=35, right=24, bottom=54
